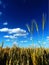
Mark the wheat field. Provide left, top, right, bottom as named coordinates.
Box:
left=0, top=46, right=49, bottom=65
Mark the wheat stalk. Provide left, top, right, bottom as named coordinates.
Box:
left=42, top=13, right=46, bottom=48
left=35, top=22, right=39, bottom=33
left=26, top=19, right=39, bottom=45
left=26, top=24, right=31, bottom=33
left=42, top=13, right=46, bottom=65
left=42, top=13, right=45, bottom=31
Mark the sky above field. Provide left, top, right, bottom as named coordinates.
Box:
left=0, top=0, right=49, bottom=48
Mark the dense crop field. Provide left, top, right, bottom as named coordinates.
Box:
left=0, top=46, right=49, bottom=65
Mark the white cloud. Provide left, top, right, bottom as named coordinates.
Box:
left=0, top=28, right=27, bottom=34
left=3, top=22, right=8, bottom=25
left=8, top=28, right=26, bottom=34
left=0, top=28, right=28, bottom=37
left=4, top=35, right=16, bottom=39
left=4, top=35, right=9, bottom=38
left=0, top=28, right=8, bottom=32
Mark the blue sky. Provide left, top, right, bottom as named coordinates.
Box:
left=0, top=0, right=49, bottom=48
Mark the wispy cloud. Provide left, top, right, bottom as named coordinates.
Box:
left=4, top=35, right=16, bottom=39
left=3, top=22, right=8, bottom=25
left=14, top=33, right=28, bottom=37
left=4, top=33, right=28, bottom=39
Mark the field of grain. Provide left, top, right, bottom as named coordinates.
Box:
left=0, top=45, right=49, bottom=65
